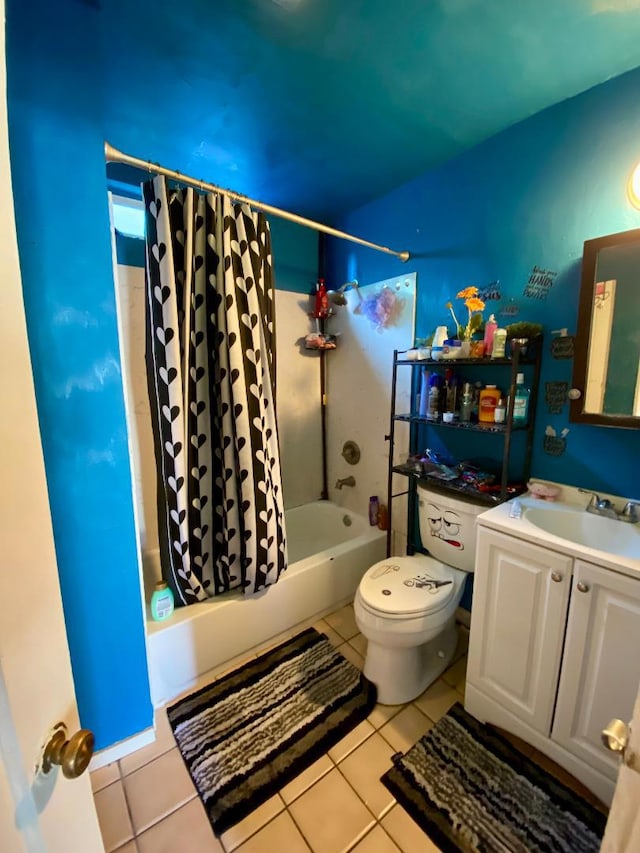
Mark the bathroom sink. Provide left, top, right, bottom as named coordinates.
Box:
left=524, top=505, right=640, bottom=560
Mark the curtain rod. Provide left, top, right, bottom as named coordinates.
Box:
left=105, top=142, right=410, bottom=263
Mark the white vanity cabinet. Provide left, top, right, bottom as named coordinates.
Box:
left=466, top=526, right=640, bottom=805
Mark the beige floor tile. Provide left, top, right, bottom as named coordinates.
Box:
left=220, top=794, right=285, bottom=852
left=136, top=797, right=222, bottom=853
left=123, top=747, right=197, bottom=834
left=236, top=811, right=310, bottom=852
left=352, top=824, right=401, bottom=852
left=288, top=768, right=375, bottom=852
left=414, top=679, right=459, bottom=723
left=91, top=761, right=119, bottom=793
left=338, top=733, right=396, bottom=819
left=113, top=843, right=137, bottom=853
left=328, top=718, right=375, bottom=763
left=325, top=604, right=359, bottom=640
left=94, top=780, right=134, bottom=852
left=441, top=656, right=467, bottom=693
left=120, top=707, right=176, bottom=776
left=349, top=633, right=368, bottom=657
left=338, top=641, right=365, bottom=671
left=380, top=705, right=433, bottom=754
left=280, top=754, right=334, bottom=804
left=368, top=703, right=403, bottom=730
left=381, top=805, right=441, bottom=852
left=312, top=619, right=343, bottom=648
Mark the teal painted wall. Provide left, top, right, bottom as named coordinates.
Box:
left=326, top=66, right=640, bottom=500
left=6, top=1, right=154, bottom=749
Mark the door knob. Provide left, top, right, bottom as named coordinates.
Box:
left=602, top=719, right=629, bottom=753
left=42, top=722, right=95, bottom=778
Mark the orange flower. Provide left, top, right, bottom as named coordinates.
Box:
left=456, top=286, right=478, bottom=300
left=465, top=296, right=485, bottom=312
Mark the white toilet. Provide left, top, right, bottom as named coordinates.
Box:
left=354, top=484, right=484, bottom=705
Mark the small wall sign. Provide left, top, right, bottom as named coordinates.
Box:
left=550, top=335, right=575, bottom=360
left=545, top=381, right=569, bottom=414
left=523, top=266, right=557, bottom=301
left=543, top=425, right=569, bottom=457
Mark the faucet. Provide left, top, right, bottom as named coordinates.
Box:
left=578, top=489, right=640, bottom=523
left=335, top=476, right=356, bottom=490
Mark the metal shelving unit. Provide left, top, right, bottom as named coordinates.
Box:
left=385, top=340, right=543, bottom=557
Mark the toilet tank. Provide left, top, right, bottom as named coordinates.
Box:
left=417, top=484, right=486, bottom=572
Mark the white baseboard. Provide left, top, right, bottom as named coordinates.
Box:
left=90, top=726, right=155, bottom=771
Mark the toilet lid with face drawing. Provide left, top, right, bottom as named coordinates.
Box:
left=358, top=555, right=457, bottom=615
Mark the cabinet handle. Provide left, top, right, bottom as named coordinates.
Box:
left=551, top=571, right=563, bottom=583
left=577, top=581, right=590, bottom=593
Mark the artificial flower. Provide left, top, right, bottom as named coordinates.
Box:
left=446, top=286, right=485, bottom=340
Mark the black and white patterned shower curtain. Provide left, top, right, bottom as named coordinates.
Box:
left=143, top=176, right=287, bottom=604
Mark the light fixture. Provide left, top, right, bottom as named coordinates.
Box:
left=628, top=161, right=640, bottom=210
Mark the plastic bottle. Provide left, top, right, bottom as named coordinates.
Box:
left=315, top=279, right=329, bottom=319
left=479, top=385, right=501, bottom=423
left=494, top=398, right=506, bottom=424
left=368, top=496, right=379, bottom=526
left=460, top=382, right=473, bottom=423
left=491, top=328, right=507, bottom=359
left=427, top=374, right=442, bottom=421
left=513, top=373, right=531, bottom=424
left=418, top=369, right=430, bottom=417
left=151, top=581, right=175, bottom=621
left=377, top=503, right=388, bottom=531
left=484, top=314, right=498, bottom=355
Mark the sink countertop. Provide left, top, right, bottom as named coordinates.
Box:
left=477, top=497, right=640, bottom=579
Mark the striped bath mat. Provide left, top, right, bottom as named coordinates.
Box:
left=167, top=627, right=377, bottom=835
left=382, top=703, right=607, bottom=853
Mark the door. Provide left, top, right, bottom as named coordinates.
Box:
left=552, top=559, right=640, bottom=780
left=0, top=9, right=104, bottom=850
left=466, top=528, right=571, bottom=734
left=601, top=679, right=640, bottom=852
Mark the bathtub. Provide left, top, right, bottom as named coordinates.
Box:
left=145, top=500, right=386, bottom=706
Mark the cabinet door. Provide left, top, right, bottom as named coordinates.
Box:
left=467, top=528, right=571, bottom=734
left=552, top=560, right=640, bottom=779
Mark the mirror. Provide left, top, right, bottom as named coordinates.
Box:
left=571, top=228, right=640, bottom=428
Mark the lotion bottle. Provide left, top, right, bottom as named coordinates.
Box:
left=151, top=581, right=175, bottom=621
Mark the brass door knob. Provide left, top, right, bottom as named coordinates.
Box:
left=42, top=723, right=95, bottom=778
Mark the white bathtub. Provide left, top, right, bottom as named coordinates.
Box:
left=145, top=500, right=386, bottom=706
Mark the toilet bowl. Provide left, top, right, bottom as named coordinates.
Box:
left=354, top=486, right=484, bottom=705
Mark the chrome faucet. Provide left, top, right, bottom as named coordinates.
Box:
left=578, top=489, right=640, bottom=523
left=335, top=476, right=356, bottom=490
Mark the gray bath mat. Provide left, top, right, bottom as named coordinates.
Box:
left=167, top=627, right=377, bottom=835
left=381, top=703, right=606, bottom=852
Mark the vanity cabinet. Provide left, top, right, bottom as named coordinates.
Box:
left=467, top=527, right=640, bottom=804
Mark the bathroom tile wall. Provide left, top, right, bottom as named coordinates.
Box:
left=326, top=66, right=640, bottom=500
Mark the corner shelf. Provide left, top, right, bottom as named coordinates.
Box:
left=385, top=341, right=542, bottom=557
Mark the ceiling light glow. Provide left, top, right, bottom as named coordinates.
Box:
left=628, top=161, right=640, bottom=210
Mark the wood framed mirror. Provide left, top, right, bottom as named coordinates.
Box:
left=570, top=228, right=640, bottom=428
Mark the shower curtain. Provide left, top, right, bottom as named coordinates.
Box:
left=143, top=175, right=287, bottom=604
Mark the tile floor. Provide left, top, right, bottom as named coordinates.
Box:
left=92, top=603, right=603, bottom=853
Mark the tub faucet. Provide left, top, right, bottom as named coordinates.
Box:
left=335, top=476, right=356, bottom=490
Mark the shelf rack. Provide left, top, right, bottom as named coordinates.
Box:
left=385, top=340, right=542, bottom=557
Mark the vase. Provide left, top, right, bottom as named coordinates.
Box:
left=460, top=340, right=472, bottom=358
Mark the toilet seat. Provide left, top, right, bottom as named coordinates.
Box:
left=358, top=555, right=456, bottom=618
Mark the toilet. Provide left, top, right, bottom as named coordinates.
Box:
left=354, top=484, right=484, bottom=705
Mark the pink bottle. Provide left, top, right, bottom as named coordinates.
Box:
left=483, top=314, right=498, bottom=356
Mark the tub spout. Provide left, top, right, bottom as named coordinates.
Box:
left=335, top=476, right=356, bottom=490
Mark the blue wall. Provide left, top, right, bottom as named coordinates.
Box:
left=6, top=0, right=152, bottom=749
left=326, top=67, right=640, bottom=500
left=6, top=0, right=318, bottom=750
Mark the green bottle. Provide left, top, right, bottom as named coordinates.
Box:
left=151, top=581, right=175, bottom=621
left=512, top=373, right=530, bottom=425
